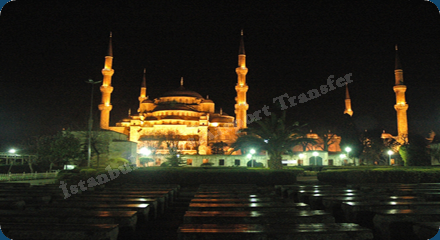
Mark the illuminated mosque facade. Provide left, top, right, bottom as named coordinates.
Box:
left=97, top=32, right=251, bottom=166
left=95, top=32, right=408, bottom=167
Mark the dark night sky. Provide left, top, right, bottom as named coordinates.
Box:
left=0, top=0, right=439, bottom=151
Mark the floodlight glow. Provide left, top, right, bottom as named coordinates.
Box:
left=387, top=150, right=393, bottom=156
left=340, top=154, right=346, bottom=158
left=299, top=154, right=304, bottom=158
left=8, top=149, right=16, bottom=154
left=250, top=149, right=256, bottom=154
left=139, top=147, right=151, bottom=156
left=313, top=152, right=318, bottom=156
left=345, top=147, right=352, bottom=153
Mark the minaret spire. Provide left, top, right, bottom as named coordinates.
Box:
left=235, top=29, right=249, bottom=129
left=141, top=68, right=147, bottom=88
left=395, top=44, right=403, bottom=84
left=239, top=29, right=245, bottom=55
left=180, top=77, right=184, bottom=87
left=99, top=32, right=115, bottom=129
left=138, top=68, right=148, bottom=112
left=108, top=32, right=113, bottom=57
left=393, top=45, right=409, bottom=144
left=343, top=83, right=353, bottom=116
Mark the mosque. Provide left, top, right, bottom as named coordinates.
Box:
left=96, top=32, right=250, bottom=166
left=94, top=32, right=408, bottom=167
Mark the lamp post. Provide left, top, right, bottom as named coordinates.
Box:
left=345, top=147, right=353, bottom=166
left=247, top=149, right=256, bottom=167
left=312, top=152, right=318, bottom=165
left=86, top=79, right=102, bottom=168
left=387, top=150, right=393, bottom=166
left=8, top=149, right=16, bottom=166
left=340, top=154, right=346, bottom=165
left=299, top=153, right=304, bottom=166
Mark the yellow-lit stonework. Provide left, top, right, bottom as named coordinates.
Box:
left=99, top=33, right=248, bottom=157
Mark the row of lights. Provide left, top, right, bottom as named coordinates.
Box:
left=138, top=146, right=395, bottom=165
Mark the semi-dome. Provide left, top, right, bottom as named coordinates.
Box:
left=142, top=99, right=154, bottom=103
left=162, top=86, right=203, bottom=98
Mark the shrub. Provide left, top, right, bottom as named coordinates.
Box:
left=201, top=162, right=214, bottom=167
left=160, top=162, right=171, bottom=167
left=317, top=167, right=440, bottom=184
left=139, top=157, right=154, bottom=166
left=80, top=168, right=98, bottom=177
left=108, top=158, right=129, bottom=168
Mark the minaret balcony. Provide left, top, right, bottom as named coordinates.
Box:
left=235, top=67, right=248, bottom=75
left=101, top=68, right=115, bottom=76
left=394, top=104, right=408, bottom=111
left=393, top=85, right=407, bottom=92
left=99, top=103, right=113, bottom=111
left=235, top=85, right=249, bottom=92
left=100, top=85, right=114, bottom=93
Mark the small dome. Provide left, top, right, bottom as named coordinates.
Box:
left=210, top=114, right=234, bottom=123
left=162, top=86, right=203, bottom=98
left=202, top=99, right=214, bottom=103
left=142, top=99, right=154, bottom=103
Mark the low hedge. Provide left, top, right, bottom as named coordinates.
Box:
left=317, top=167, right=440, bottom=184
left=57, top=167, right=108, bottom=184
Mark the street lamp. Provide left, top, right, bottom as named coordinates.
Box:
left=86, top=79, right=102, bottom=168
left=8, top=149, right=16, bottom=154
left=298, top=153, right=304, bottom=166
left=387, top=150, right=393, bottom=165
left=345, top=147, right=353, bottom=166
left=311, top=152, right=318, bottom=165
left=248, top=149, right=256, bottom=167
left=140, top=147, right=151, bottom=156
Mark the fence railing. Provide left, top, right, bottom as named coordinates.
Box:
left=0, top=171, right=59, bottom=181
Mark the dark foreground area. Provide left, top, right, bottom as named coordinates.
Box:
left=1, top=168, right=440, bottom=239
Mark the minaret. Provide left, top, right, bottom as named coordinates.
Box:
left=235, top=30, right=249, bottom=129
left=138, top=68, right=147, bottom=105
left=99, top=32, right=115, bottom=129
left=393, top=45, right=409, bottom=144
left=343, top=83, right=353, bottom=116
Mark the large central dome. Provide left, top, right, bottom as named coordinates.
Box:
left=162, top=86, right=203, bottom=98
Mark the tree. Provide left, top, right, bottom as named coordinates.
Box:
left=309, top=119, right=342, bottom=152
left=165, top=154, right=185, bottom=167
left=210, top=141, right=228, bottom=155
left=295, top=128, right=317, bottom=151
left=358, top=129, right=387, bottom=165
left=36, top=131, right=82, bottom=171
left=429, top=134, right=440, bottom=164
left=231, top=111, right=308, bottom=169
left=75, top=130, right=106, bottom=168
left=313, top=128, right=339, bottom=152
left=399, top=133, right=431, bottom=166
left=186, top=137, right=200, bottom=154
left=338, top=114, right=363, bottom=159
